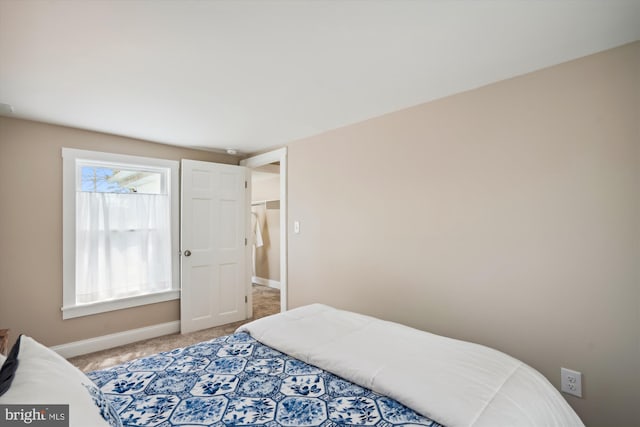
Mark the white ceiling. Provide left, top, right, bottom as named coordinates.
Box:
left=1, top=1, right=638, bottom=155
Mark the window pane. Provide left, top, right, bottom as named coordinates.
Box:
left=77, top=164, right=170, bottom=304
left=80, top=166, right=163, bottom=194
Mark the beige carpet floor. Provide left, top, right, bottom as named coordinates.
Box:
left=69, top=284, right=280, bottom=372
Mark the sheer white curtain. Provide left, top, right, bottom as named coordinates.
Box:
left=76, top=192, right=172, bottom=304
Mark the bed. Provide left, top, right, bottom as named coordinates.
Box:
left=0, top=304, right=583, bottom=427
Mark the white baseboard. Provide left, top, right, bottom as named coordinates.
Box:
left=251, top=276, right=281, bottom=289
left=51, top=320, right=181, bottom=359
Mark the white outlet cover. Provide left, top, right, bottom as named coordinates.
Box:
left=561, top=367, right=582, bottom=398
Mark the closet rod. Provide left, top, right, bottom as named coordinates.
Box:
left=251, top=199, right=279, bottom=206
left=251, top=199, right=280, bottom=209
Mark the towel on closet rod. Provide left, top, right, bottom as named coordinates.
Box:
left=251, top=211, right=264, bottom=248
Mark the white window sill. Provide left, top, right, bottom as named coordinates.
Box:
left=61, top=289, right=180, bottom=320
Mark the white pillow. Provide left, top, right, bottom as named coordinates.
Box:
left=0, top=335, right=121, bottom=427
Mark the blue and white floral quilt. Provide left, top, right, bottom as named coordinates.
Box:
left=88, top=333, right=442, bottom=426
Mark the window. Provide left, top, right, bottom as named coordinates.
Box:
left=62, top=148, right=179, bottom=319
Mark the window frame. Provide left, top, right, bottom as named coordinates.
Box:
left=62, top=148, right=180, bottom=319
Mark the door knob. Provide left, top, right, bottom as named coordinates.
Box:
left=183, top=250, right=192, bottom=257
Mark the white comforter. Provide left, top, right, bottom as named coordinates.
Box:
left=238, top=304, right=583, bottom=427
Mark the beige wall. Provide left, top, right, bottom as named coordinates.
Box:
left=252, top=174, right=280, bottom=202
left=0, top=118, right=237, bottom=347
left=287, top=42, right=640, bottom=427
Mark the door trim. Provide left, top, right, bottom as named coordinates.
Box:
left=240, top=147, right=288, bottom=313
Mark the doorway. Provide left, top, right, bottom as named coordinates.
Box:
left=250, top=164, right=280, bottom=319
left=240, top=148, right=287, bottom=315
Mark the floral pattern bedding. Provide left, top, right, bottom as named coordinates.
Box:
left=88, top=333, right=442, bottom=426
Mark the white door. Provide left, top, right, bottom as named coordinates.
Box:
left=181, top=159, right=250, bottom=334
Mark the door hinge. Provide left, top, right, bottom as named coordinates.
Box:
left=245, top=295, right=248, bottom=303
left=245, top=238, right=247, bottom=246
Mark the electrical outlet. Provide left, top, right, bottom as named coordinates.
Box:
left=561, top=367, right=582, bottom=398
